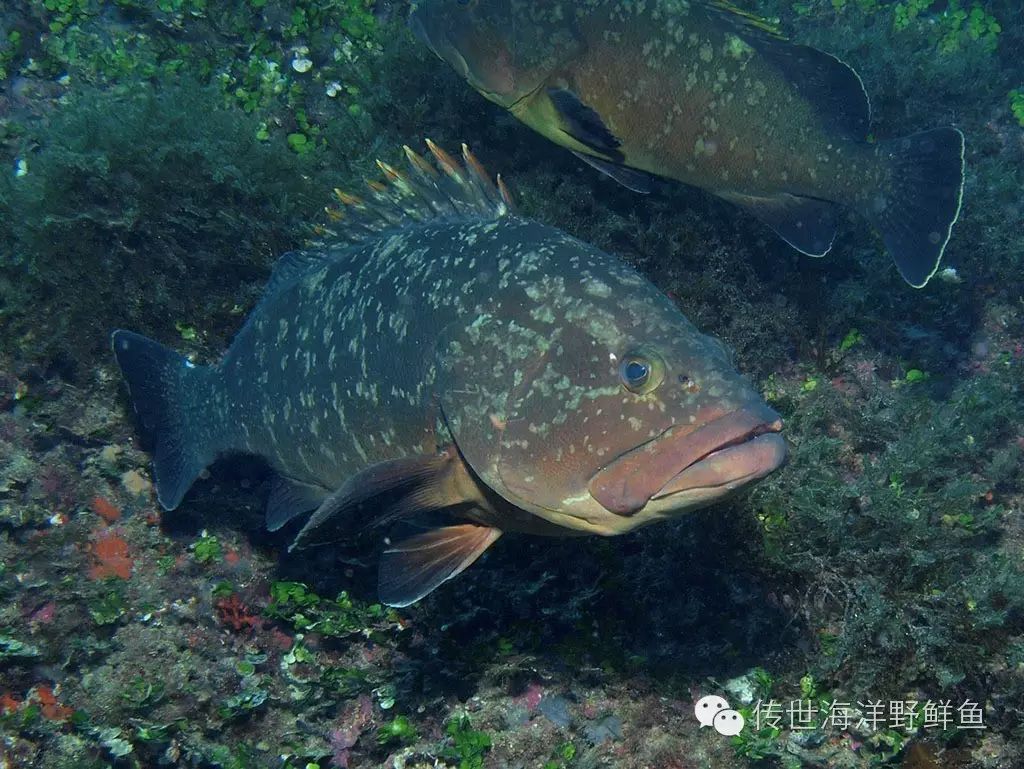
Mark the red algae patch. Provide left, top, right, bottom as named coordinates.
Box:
left=214, top=593, right=261, bottom=632
left=91, top=495, right=121, bottom=524
left=0, top=692, right=22, bottom=714
left=32, top=685, right=73, bottom=721
left=88, top=530, right=133, bottom=580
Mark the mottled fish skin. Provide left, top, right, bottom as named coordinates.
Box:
left=410, top=0, right=966, bottom=287
left=112, top=143, right=785, bottom=603
left=425, top=0, right=867, bottom=198
left=203, top=213, right=777, bottom=535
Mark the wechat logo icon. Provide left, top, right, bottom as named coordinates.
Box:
left=695, top=695, right=746, bottom=737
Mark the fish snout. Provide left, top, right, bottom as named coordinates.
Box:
left=587, top=403, right=785, bottom=515
left=409, top=13, right=472, bottom=80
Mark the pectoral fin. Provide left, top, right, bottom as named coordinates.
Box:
left=290, top=450, right=476, bottom=550
left=717, top=190, right=839, bottom=257
left=378, top=523, right=502, bottom=607
left=571, top=151, right=654, bottom=194
left=547, top=88, right=624, bottom=159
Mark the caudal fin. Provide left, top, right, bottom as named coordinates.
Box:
left=870, top=127, right=965, bottom=288
left=111, top=330, right=223, bottom=510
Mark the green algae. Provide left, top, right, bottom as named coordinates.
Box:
left=0, top=635, right=42, bottom=660
left=265, top=581, right=395, bottom=639
left=443, top=714, right=493, bottom=769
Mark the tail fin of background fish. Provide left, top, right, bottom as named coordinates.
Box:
left=868, top=127, right=965, bottom=288
left=111, top=330, right=226, bottom=510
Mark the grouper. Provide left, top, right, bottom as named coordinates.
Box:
left=111, top=141, right=786, bottom=607
left=409, top=0, right=966, bottom=287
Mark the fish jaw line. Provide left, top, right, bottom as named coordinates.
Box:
left=587, top=405, right=784, bottom=516
left=495, top=486, right=627, bottom=537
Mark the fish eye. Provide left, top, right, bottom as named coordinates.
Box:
left=618, top=350, right=665, bottom=395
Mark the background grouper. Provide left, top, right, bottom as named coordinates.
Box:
left=410, top=0, right=966, bottom=288
left=111, top=142, right=786, bottom=607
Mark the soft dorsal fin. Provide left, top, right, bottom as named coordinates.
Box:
left=258, top=141, right=517, bottom=304
left=701, top=1, right=871, bottom=138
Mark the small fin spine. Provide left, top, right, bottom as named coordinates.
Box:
left=703, top=0, right=786, bottom=39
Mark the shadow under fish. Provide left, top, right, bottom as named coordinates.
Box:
left=409, top=0, right=966, bottom=288
left=111, top=141, right=785, bottom=607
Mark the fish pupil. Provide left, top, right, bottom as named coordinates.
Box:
left=624, top=360, right=650, bottom=385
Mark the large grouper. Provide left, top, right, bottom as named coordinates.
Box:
left=409, top=0, right=966, bottom=288
left=111, top=141, right=786, bottom=607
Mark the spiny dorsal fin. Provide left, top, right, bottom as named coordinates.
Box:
left=317, top=139, right=515, bottom=245
left=259, top=142, right=516, bottom=302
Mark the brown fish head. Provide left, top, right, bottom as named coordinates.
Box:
left=408, top=0, right=581, bottom=107
left=434, top=230, right=786, bottom=536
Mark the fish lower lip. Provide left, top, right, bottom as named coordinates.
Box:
left=652, top=428, right=786, bottom=499
left=587, top=405, right=784, bottom=515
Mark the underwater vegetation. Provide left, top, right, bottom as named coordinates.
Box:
left=0, top=1, right=1022, bottom=768
left=0, top=83, right=327, bottom=366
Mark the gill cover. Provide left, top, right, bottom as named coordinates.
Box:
left=433, top=307, right=566, bottom=514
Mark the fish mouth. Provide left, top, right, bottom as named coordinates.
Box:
left=588, top=404, right=786, bottom=516
left=408, top=7, right=517, bottom=99
left=652, top=430, right=786, bottom=500
left=409, top=10, right=467, bottom=74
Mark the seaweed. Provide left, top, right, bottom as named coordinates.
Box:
left=0, top=79, right=329, bottom=367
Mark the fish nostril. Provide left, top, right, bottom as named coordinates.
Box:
left=678, top=374, right=700, bottom=394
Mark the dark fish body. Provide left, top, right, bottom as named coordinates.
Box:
left=410, top=0, right=966, bottom=287
left=112, top=143, right=785, bottom=606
